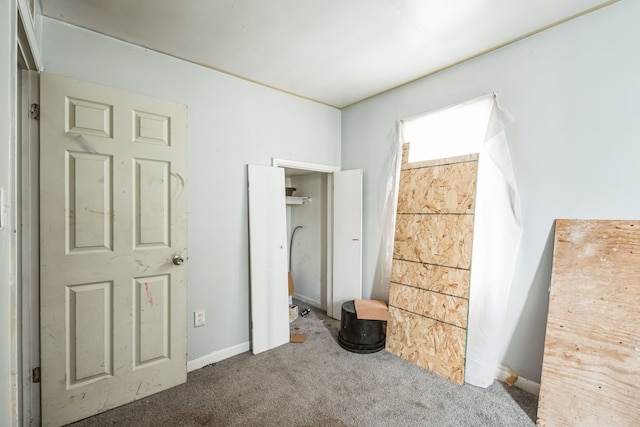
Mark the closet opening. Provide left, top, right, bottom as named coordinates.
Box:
left=284, top=169, right=329, bottom=312
left=247, top=159, right=361, bottom=354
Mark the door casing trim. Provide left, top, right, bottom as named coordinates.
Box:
left=272, top=158, right=339, bottom=318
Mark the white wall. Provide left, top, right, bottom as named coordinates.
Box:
left=341, top=0, right=640, bottom=383
left=40, top=18, right=341, bottom=362
left=289, top=173, right=327, bottom=309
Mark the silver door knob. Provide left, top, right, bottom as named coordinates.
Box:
left=172, top=255, right=185, bottom=265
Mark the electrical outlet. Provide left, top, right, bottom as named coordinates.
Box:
left=194, top=311, right=206, bottom=327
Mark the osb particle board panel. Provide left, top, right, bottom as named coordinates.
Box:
left=389, top=283, right=468, bottom=328
left=391, top=259, right=470, bottom=299
left=393, top=214, right=474, bottom=268
left=386, top=306, right=465, bottom=384
left=387, top=143, right=478, bottom=385
left=397, top=161, right=478, bottom=214
left=400, top=144, right=479, bottom=171
left=537, top=219, right=640, bottom=427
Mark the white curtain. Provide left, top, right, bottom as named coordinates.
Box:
left=376, top=94, right=522, bottom=387
left=465, top=96, right=522, bottom=387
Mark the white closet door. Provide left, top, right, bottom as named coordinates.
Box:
left=332, top=169, right=363, bottom=320
left=247, top=165, right=290, bottom=353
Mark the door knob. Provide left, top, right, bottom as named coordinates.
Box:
left=172, top=255, right=185, bottom=265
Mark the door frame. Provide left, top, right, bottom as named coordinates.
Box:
left=271, top=158, right=339, bottom=318
left=19, top=69, right=40, bottom=427
left=17, top=3, right=42, bottom=426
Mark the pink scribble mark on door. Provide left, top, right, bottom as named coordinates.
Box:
left=144, top=282, right=154, bottom=305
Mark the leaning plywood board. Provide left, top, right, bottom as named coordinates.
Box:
left=393, top=214, right=474, bottom=268
left=397, top=158, right=478, bottom=214
left=387, top=307, right=466, bottom=384
left=537, top=219, right=640, bottom=427
left=387, top=143, right=478, bottom=385
left=389, top=283, right=468, bottom=328
left=391, top=260, right=470, bottom=299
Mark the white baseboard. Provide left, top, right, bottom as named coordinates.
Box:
left=292, top=293, right=324, bottom=310
left=496, top=364, right=541, bottom=396
left=187, top=341, right=250, bottom=372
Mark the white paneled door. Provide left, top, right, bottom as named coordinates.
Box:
left=247, top=165, right=290, bottom=354
left=332, top=169, right=363, bottom=320
left=40, top=73, right=188, bottom=427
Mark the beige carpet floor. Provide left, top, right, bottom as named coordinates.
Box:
left=68, top=303, right=537, bottom=426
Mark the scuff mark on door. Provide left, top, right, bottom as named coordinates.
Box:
left=135, top=259, right=149, bottom=273
left=144, top=282, right=153, bottom=306
left=69, top=134, right=98, bottom=153
left=171, top=172, right=185, bottom=200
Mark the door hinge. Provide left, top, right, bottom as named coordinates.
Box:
left=30, top=103, right=40, bottom=120
left=32, top=367, right=41, bottom=383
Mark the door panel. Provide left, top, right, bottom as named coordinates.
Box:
left=133, top=159, right=170, bottom=247
left=332, top=169, right=363, bottom=320
left=40, top=73, right=187, bottom=427
left=134, top=274, right=171, bottom=366
left=66, top=151, right=113, bottom=252
left=247, top=165, right=289, bottom=354
left=67, top=281, right=112, bottom=385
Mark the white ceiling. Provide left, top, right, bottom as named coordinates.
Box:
left=41, top=0, right=615, bottom=108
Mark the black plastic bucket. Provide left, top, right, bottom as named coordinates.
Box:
left=337, top=300, right=386, bottom=354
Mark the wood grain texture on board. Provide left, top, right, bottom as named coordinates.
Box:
left=537, top=219, right=640, bottom=427
left=393, top=214, right=474, bottom=269
left=400, top=144, right=478, bottom=171
left=391, top=260, right=470, bottom=299
left=389, top=283, right=468, bottom=328
left=387, top=143, right=478, bottom=385
left=386, top=307, right=465, bottom=384
left=397, top=161, right=478, bottom=214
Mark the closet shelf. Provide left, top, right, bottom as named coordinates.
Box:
left=286, top=196, right=311, bottom=205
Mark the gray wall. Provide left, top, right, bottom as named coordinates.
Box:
left=341, top=1, right=640, bottom=382
left=289, top=173, right=327, bottom=309
left=41, top=17, right=342, bottom=363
